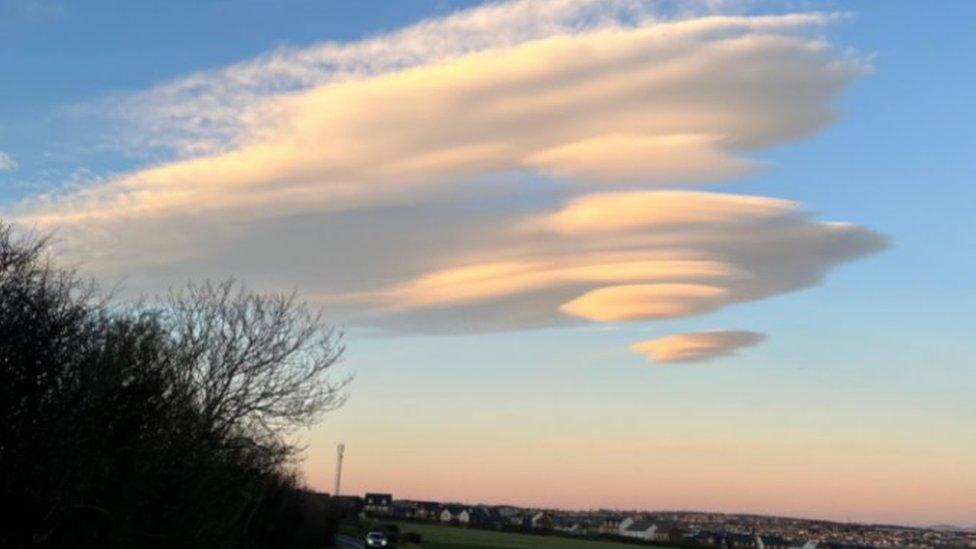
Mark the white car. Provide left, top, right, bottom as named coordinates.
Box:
left=365, top=531, right=391, bottom=547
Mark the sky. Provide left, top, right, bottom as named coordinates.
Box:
left=1, top=0, right=974, bottom=527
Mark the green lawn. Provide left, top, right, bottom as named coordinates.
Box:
left=388, top=522, right=681, bottom=549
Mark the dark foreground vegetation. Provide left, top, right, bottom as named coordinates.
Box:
left=0, top=223, right=347, bottom=548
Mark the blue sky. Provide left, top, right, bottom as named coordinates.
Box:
left=1, top=0, right=973, bottom=525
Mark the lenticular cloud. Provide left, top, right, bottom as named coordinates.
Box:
left=630, top=330, right=767, bottom=363
left=14, top=1, right=886, bottom=360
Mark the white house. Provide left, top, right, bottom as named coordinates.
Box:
left=621, top=519, right=658, bottom=540
left=495, top=506, right=522, bottom=526
left=528, top=512, right=553, bottom=529
left=554, top=519, right=583, bottom=535
left=440, top=506, right=470, bottom=524
left=601, top=515, right=625, bottom=533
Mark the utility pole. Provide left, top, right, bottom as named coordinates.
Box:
left=334, top=443, right=345, bottom=496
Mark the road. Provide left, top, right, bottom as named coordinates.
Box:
left=334, top=534, right=365, bottom=549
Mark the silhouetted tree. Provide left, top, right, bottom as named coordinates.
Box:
left=165, top=280, right=346, bottom=442
left=0, top=222, right=346, bottom=548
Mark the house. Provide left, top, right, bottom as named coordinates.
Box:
left=653, top=522, right=686, bottom=543
left=601, top=514, right=625, bottom=534
left=527, top=512, right=553, bottom=530
left=390, top=501, right=417, bottom=519
left=440, top=505, right=470, bottom=524
left=695, top=530, right=728, bottom=546
left=727, top=532, right=760, bottom=548
left=414, top=501, right=441, bottom=520
left=364, top=493, right=393, bottom=515
left=758, top=535, right=789, bottom=549
left=494, top=506, right=522, bottom=526
left=470, top=506, right=503, bottom=528
left=553, top=516, right=584, bottom=535
left=570, top=518, right=598, bottom=536
left=621, top=520, right=658, bottom=540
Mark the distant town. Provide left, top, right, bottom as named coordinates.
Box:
left=331, top=492, right=976, bottom=549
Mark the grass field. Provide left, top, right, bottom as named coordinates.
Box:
left=384, top=522, right=682, bottom=549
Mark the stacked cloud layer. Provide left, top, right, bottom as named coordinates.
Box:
left=13, top=0, right=886, bottom=361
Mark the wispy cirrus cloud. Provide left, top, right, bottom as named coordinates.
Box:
left=630, top=330, right=766, bottom=362
left=11, top=0, right=884, bottom=356
left=95, top=0, right=693, bottom=157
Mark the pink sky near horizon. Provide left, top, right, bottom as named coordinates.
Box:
left=301, top=437, right=975, bottom=527
left=297, top=393, right=976, bottom=527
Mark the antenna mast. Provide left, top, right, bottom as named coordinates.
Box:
left=334, top=443, right=345, bottom=496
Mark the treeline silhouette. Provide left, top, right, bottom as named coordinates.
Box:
left=0, top=223, right=347, bottom=548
